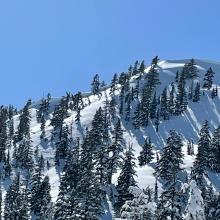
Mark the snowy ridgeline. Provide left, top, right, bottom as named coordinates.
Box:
left=1, top=58, right=220, bottom=219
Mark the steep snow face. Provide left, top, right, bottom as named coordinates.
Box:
left=7, top=59, right=220, bottom=219
left=29, top=59, right=220, bottom=196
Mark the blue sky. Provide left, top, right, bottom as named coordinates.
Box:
left=0, top=0, right=220, bottom=107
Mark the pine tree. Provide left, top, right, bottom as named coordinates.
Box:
left=150, top=92, right=157, bottom=119
left=39, top=176, right=52, bottom=219
left=155, top=109, right=160, bottom=132
left=55, top=125, right=72, bottom=165
left=192, top=121, right=211, bottom=182
left=146, top=64, right=161, bottom=90
left=109, top=97, right=117, bottom=120
left=116, top=145, right=137, bottom=208
left=183, top=58, right=199, bottom=79
left=110, top=73, right=118, bottom=94
left=16, top=135, right=33, bottom=170
left=91, top=74, right=101, bottom=95
left=168, top=83, right=175, bottom=115
left=151, top=56, right=159, bottom=66
left=3, top=150, right=11, bottom=178
left=30, top=164, right=43, bottom=216
left=132, top=102, right=141, bottom=129
left=175, top=71, right=187, bottom=115
left=188, top=80, right=194, bottom=100
left=107, top=118, right=125, bottom=184
left=139, top=60, right=145, bottom=75
left=138, top=137, right=154, bottom=166
left=160, top=87, right=169, bottom=120
left=193, top=82, right=201, bottom=102
left=0, top=112, right=7, bottom=162
left=155, top=130, right=184, bottom=220
left=175, top=71, right=179, bottom=82
left=140, top=83, right=152, bottom=126
left=203, top=67, right=215, bottom=90
left=16, top=99, right=32, bottom=142
left=208, top=126, right=220, bottom=171
left=4, top=173, right=30, bottom=219
left=156, top=130, right=183, bottom=181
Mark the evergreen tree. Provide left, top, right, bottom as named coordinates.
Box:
left=168, top=83, right=175, bottom=115
left=107, top=118, right=125, bottom=184
left=55, top=125, right=71, bottom=165
left=116, top=145, right=137, bottom=208
left=110, top=73, right=118, bottom=94
left=193, top=82, right=201, bottom=102
left=192, top=121, right=211, bottom=182
left=156, top=130, right=183, bottom=180
left=175, top=71, right=187, bottom=115
left=160, top=87, right=169, bottom=120
left=4, top=173, right=30, bottom=219
left=203, top=67, right=215, bottom=90
left=155, top=109, right=160, bottom=132
left=150, top=92, right=157, bottom=119
left=16, top=135, right=33, bottom=170
left=3, top=150, right=11, bottom=178
left=151, top=56, right=159, bottom=66
left=132, top=102, right=141, bottom=129
left=208, top=126, right=220, bottom=171
left=138, top=137, right=154, bottom=166
left=183, top=58, right=199, bottom=79
left=16, top=99, right=32, bottom=142
left=91, top=74, right=101, bottom=95
left=155, top=130, right=184, bottom=220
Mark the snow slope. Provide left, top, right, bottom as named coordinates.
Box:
left=6, top=58, right=220, bottom=219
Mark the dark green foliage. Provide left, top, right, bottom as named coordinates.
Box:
left=91, top=74, right=101, bottom=95
left=116, top=145, right=137, bottom=208
left=160, top=87, right=169, bottom=120
left=175, top=71, right=187, bottom=115
left=203, top=67, right=215, bottom=90
left=138, top=138, right=154, bottom=166
left=183, top=58, right=199, bottom=79
left=4, top=173, right=30, bottom=219
left=192, top=121, right=211, bottom=182
left=156, top=130, right=183, bottom=180
left=17, top=99, right=32, bottom=142
left=193, top=82, right=201, bottom=102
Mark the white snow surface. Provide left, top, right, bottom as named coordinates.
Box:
left=7, top=59, right=220, bottom=219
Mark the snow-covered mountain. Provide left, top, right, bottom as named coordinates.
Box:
left=2, top=58, right=220, bottom=219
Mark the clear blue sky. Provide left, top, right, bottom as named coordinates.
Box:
left=0, top=0, right=220, bottom=108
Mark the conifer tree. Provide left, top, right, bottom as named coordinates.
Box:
left=156, top=130, right=184, bottom=180
left=175, top=71, right=187, bottom=115
left=91, top=74, right=101, bottom=95
left=150, top=92, right=157, bottom=119
left=110, top=73, right=118, bottom=94
left=107, top=118, right=125, bottom=184
left=138, top=137, right=154, bottom=166
left=4, top=173, right=30, bottom=219
left=116, top=145, right=137, bottom=208
left=183, top=58, right=199, bottom=79
left=160, top=87, right=169, bottom=120
left=16, top=135, right=33, bottom=170
left=168, top=83, right=175, bottom=115
left=132, top=102, right=141, bottom=129
left=17, top=99, right=32, bottom=142
left=193, top=82, right=201, bottom=102
left=155, top=109, right=160, bottom=132
left=203, top=67, right=215, bottom=90
left=208, top=126, right=220, bottom=171
left=192, top=121, right=211, bottom=182
left=155, top=130, right=184, bottom=220
left=55, top=125, right=71, bottom=165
